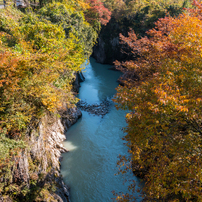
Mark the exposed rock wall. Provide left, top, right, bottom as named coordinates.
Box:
left=92, top=17, right=131, bottom=65
left=92, top=31, right=122, bottom=65
left=0, top=107, right=81, bottom=202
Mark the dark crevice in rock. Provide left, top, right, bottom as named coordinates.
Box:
left=72, top=71, right=85, bottom=93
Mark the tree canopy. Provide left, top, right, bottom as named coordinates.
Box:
left=114, top=1, right=202, bottom=201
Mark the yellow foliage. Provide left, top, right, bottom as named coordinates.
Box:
left=0, top=5, right=86, bottom=136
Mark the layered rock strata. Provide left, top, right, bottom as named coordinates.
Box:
left=0, top=107, right=81, bottom=202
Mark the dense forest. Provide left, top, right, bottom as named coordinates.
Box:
left=113, top=0, right=202, bottom=201
left=0, top=0, right=202, bottom=201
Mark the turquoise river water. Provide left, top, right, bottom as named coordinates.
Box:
left=61, top=57, right=142, bottom=202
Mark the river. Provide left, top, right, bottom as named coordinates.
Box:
left=61, top=57, right=142, bottom=202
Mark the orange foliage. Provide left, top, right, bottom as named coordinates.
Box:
left=114, top=1, right=202, bottom=201
left=85, top=0, right=111, bottom=27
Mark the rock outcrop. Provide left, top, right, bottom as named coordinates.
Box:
left=92, top=17, right=131, bottom=65
left=72, top=72, right=85, bottom=93
left=0, top=107, right=81, bottom=202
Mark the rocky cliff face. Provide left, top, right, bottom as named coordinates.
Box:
left=0, top=107, right=81, bottom=202
left=92, top=17, right=131, bottom=65
left=72, top=72, right=85, bottom=93
left=92, top=31, right=121, bottom=65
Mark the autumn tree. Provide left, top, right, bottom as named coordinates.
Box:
left=114, top=1, right=202, bottom=201
left=84, top=0, right=111, bottom=30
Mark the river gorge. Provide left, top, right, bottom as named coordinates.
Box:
left=60, top=58, right=143, bottom=202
